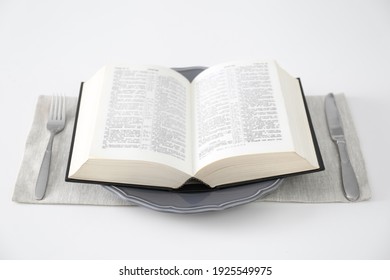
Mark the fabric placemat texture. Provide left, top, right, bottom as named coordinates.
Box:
left=12, top=94, right=371, bottom=206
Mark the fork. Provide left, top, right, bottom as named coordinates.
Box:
left=35, top=95, right=66, bottom=200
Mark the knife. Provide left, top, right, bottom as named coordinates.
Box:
left=325, top=93, right=360, bottom=201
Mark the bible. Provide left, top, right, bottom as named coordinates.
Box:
left=66, top=60, right=324, bottom=189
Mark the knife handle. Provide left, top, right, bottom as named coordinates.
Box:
left=336, top=140, right=360, bottom=201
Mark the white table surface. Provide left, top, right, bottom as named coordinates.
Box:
left=1, top=0, right=389, bottom=260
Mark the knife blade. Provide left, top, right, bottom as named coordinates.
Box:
left=325, top=93, right=360, bottom=201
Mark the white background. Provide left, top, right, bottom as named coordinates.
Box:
left=1, top=0, right=389, bottom=259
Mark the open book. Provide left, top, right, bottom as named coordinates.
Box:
left=66, top=60, right=324, bottom=189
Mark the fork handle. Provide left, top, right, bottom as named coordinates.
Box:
left=35, top=133, right=54, bottom=200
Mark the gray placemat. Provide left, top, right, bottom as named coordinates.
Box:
left=12, top=94, right=371, bottom=205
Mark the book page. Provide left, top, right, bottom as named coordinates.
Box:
left=91, top=65, right=193, bottom=175
left=68, top=67, right=106, bottom=177
left=192, top=61, right=294, bottom=171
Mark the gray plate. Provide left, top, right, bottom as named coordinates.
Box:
left=102, top=67, right=282, bottom=213
left=103, top=179, right=283, bottom=213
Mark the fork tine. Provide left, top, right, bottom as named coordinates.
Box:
left=55, top=94, right=61, bottom=120
left=61, top=94, right=65, bottom=120
left=49, top=95, right=55, bottom=120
